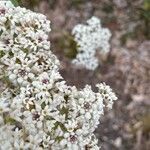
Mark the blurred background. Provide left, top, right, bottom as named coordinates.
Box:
left=12, top=0, right=150, bottom=149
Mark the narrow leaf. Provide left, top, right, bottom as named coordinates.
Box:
left=10, top=0, right=19, bottom=7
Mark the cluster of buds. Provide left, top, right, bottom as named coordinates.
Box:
left=72, top=16, right=111, bottom=70
left=0, top=1, right=117, bottom=149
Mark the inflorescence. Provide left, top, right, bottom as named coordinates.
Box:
left=0, top=1, right=117, bottom=149
left=72, top=16, right=111, bottom=70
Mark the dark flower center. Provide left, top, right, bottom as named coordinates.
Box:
left=84, top=102, right=91, bottom=110
left=70, top=135, right=77, bottom=143
left=38, top=38, right=43, bottom=42
left=5, top=39, right=10, bottom=45
left=42, top=79, right=49, bottom=84
left=32, top=112, right=40, bottom=120
left=0, top=9, right=6, bottom=14
left=18, top=69, right=27, bottom=76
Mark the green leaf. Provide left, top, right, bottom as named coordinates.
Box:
left=4, top=116, right=16, bottom=125
left=55, top=136, right=64, bottom=142
left=0, top=30, right=3, bottom=36
left=0, top=50, right=5, bottom=58
left=144, top=0, right=150, bottom=11
left=15, top=58, right=21, bottom=64
left=10, top=0, right=19, bottom=7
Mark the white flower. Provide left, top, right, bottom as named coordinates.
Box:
left=72, top=16, right=111, bottom=70
left=96, top=83, right=118, bottom=109
left=0, top=1, right=117, bottom=149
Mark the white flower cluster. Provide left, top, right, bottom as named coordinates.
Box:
left=72, top=16, right=111, bottom=70
left=0, top=1, right=117, bottom=150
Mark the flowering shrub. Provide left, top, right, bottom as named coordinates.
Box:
left=0, top=1, right=117, bottom=149
left=72, top=16, right=111, bottom=70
